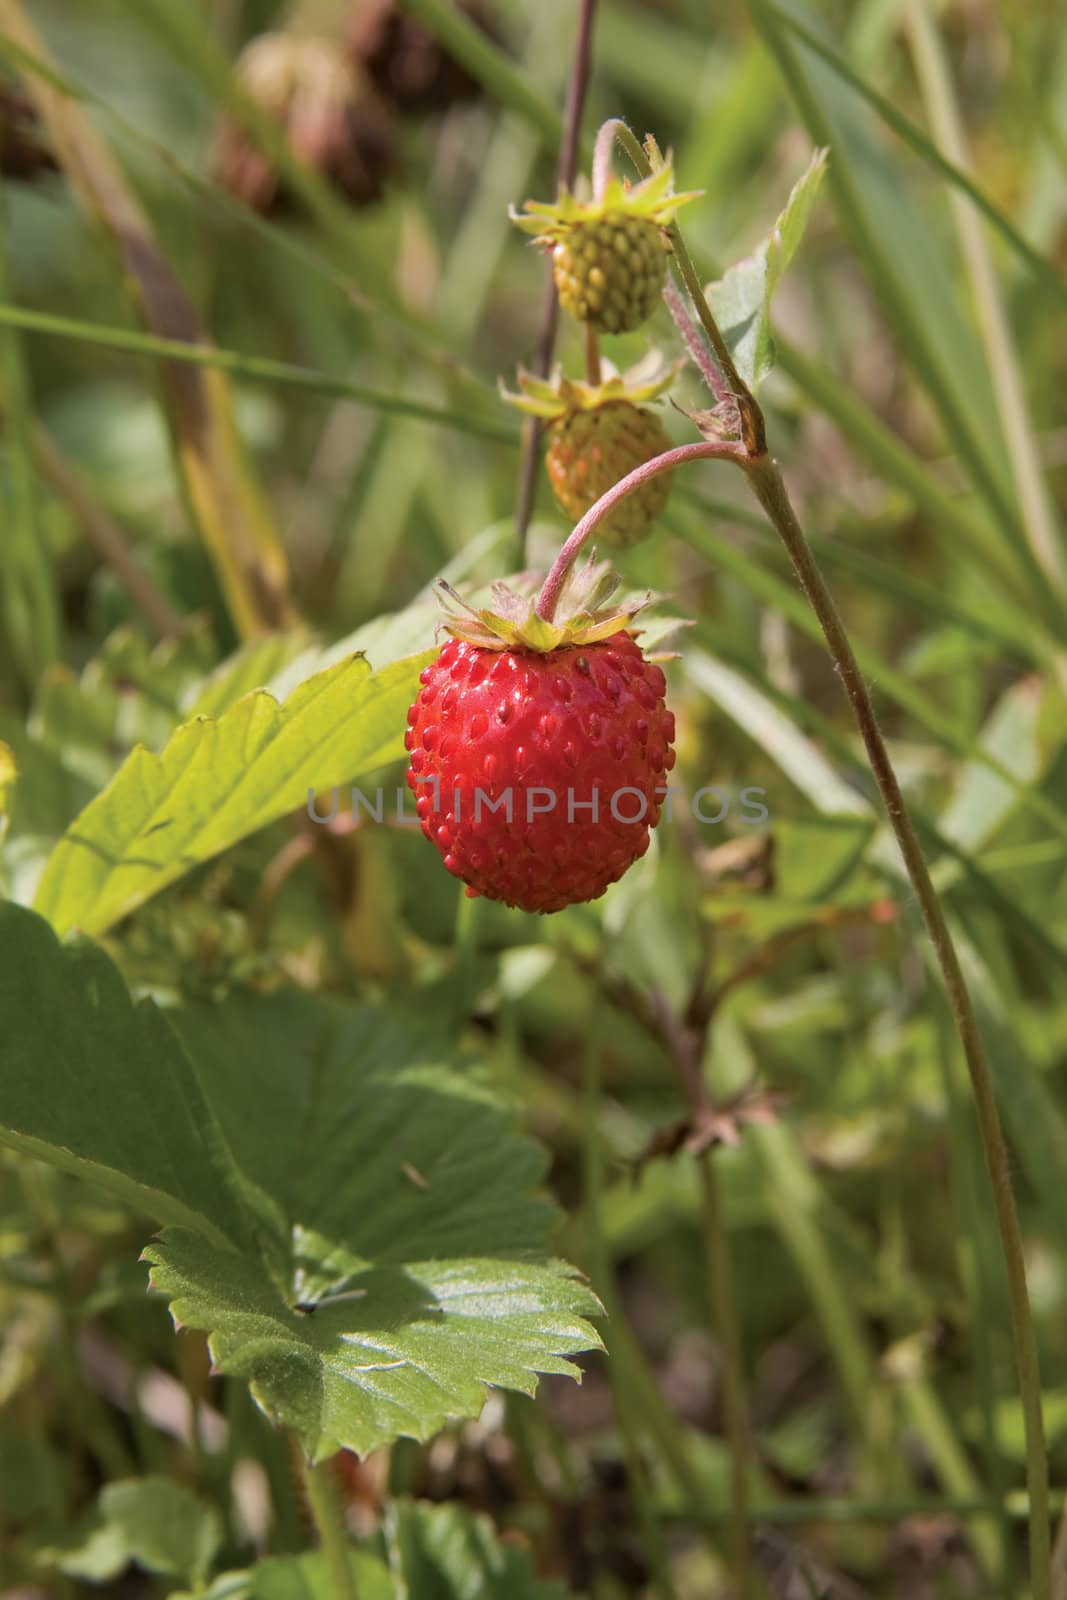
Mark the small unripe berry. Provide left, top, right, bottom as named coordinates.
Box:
left=547, top=402, right=673, bottom=547
left=553, top=214, right=668, bottom=335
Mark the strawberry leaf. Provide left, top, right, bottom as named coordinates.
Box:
left=0, top=907, right=600, bottom=1460
left=34, top=651, right=430, bottom=939
left=706, top=148, right=828, bottom=390
left=152, top=990, right=600, bottom=1459
left=34, top=1477, right=222, bottom=1587
left=0, top=903, right=279, bottom=1255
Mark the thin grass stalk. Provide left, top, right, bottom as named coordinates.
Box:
left=647, top=993, right=757, bottom=1600
left=744, top=455, right=1051, bottom=1600
left=0, top=304, right=517, bottom=444
left=757, top=0, right=1067, bottom=312
left=745, top=0, right=1030, bottom=561
left=31, top=425, right=182, bottom=639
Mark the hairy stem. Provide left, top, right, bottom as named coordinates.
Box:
left=515, top=0, right=598, bottom=550
left=302, top=1457, right=358, bottom=1600
left=744, top=452, right=1051, bottom=1600
left=535, top=440, right=744, bottom=621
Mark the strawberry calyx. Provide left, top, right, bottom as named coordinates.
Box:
left=510, top=159, right=700, bottom=245
left=499, top=353, right=683, bottom=423
left=435, top=557, right=651, bottom=654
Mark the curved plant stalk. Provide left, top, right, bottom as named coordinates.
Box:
left=534, top=117, right=1053, bottom=1600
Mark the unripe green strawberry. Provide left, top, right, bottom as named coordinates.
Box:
left=513, top=162, right=699, bottom=336
left=501, top=358, right=681, bottom=549
left=553, top=214, right=667, bottom=334
left=547, top=401, right=672, bottom=547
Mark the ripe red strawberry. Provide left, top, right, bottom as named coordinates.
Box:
left=547, top=401, right=672, bottom=547
left=404, top=574, right=676, bottom=914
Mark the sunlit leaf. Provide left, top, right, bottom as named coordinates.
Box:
left=35, top=651, right=430, bottom=938
left=706, top=148, right=828, bottom=389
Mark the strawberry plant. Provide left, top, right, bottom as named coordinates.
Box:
left=1, top=2, right=1066, bottom=1598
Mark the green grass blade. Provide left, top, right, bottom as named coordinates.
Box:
left=906, top=0, right=1067, bottom=595
left=747, top=0, right=1042, bottom=584
left=759, top=0, right=1067, bottom=313
left=672, top=507, right=1067, bottom=846
left=0, top=304, right=517, bottom=443
left=0, top=30, right=496, bottom=402
left=772, top=342, right=1066, bottom=637
left=0, top=177, right=59, bottom=689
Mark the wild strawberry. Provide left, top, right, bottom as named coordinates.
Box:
left=547, top=404, right=672, bottom=547
left=513, top=163, right=699, bottom=336
left=502, top=358, right=680, bottom=547
left=553, top=215, right=666, bottom=335
left=404, top=566, right=677, bottom=914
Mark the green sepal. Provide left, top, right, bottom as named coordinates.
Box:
left=436, top=557, right=654, bottom=654
left=499, top=353, right=683, bottom=422
left=510, top=158, right=700, bottom=245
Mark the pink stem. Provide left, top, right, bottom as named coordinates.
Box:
left=592, top=116, right=629, bottom=199
left=535, top=440, right=746, bottom=622
left=663, top=278, right=732, bottom=409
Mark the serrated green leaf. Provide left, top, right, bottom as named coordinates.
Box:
left=0, top=903, right=274, bottom=1254
left=34, top=651, right=430, bottom=938
left=706, top=148, right=828, bottom=389
left=0, top=912, right=600, bottom=1459
left=147, top=1234, right=596, bottom=1463
left=148, top=991, right=600, bottom=1459
left=180, top=631, right=318, bottom=721
left=35, top=1476, right=221, bottom=1585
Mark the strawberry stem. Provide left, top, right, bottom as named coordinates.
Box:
left=583, top=322, right=602, bottom=385
left=592, top=115, right=626, bottom=199
left=533, top=439, right=745, bottom=623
